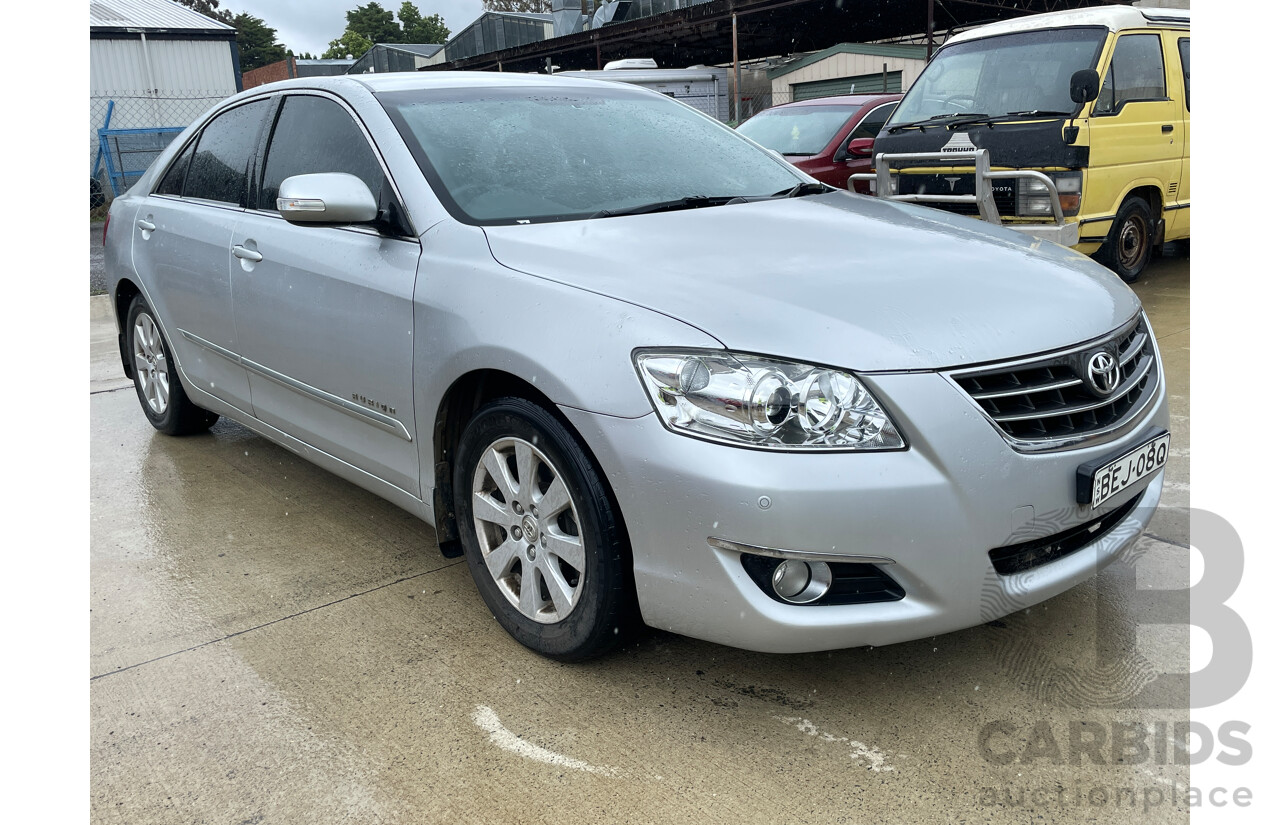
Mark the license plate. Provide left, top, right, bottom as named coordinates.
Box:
left=1078, top=430, right=1170, bottom=509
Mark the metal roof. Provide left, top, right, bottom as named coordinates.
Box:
left=767, top=42, right=929, bottom=81
left=379, top=43, right=445, bottom=57
left=947, top=6, right=1188, bottom=45
left=89, top=0, right=235, bottom=33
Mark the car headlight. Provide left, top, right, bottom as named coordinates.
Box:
left=1016, top=172, right=1081, bottom=217
left=634, top=350, right=905, bottom=451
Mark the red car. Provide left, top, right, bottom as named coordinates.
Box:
left=737, top=94, right=902, bottom=193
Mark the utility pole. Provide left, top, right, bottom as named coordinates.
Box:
left=732, top=12, right=741, bottom=123
left=927, top=0, right=935, bottom=59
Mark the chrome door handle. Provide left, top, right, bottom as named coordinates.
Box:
left=232, top=245, right=263, bottom=262
left=137, top=219, right=156, bottom=231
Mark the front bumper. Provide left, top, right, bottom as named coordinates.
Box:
left=560, top=366, right=1167, bottom=653
left=1005, top=221, right=1079, bottom=247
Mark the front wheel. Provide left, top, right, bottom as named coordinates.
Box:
left=1095, top=195, right=1154, bottom=283
left=126, top=296, right=218, bottom=435
left=453, top=397, right=635, bottom=661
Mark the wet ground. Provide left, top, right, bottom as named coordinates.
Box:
left=91, top=251, right=1191, bottom=824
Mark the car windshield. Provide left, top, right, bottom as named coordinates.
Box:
left=887, top=27, right=1106, bottom=126
left=736, top=105, right=859, bottom=156
left=378, top=85, right=803, bottom=225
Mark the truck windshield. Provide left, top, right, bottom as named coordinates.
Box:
left=378, top=85, right=803, bottom=225
left=887, top=27, right=1106, bottom=127
left=737, top=105, right=859, bottom=156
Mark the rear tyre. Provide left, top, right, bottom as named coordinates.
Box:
left=126, top=296, right=219, bottom=435
left=1096, top=195, right=1154, bottom=283
left=453, top=397, right=635, bottom=661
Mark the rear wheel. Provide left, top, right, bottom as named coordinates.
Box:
left=1096, top=195, right=1154, bottom=283
left=126, top=296, right=218, bottom=435
left=453, top=397, right=634, bottom=661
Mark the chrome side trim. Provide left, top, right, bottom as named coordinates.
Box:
left=707, top=537, right=896, bottom=565
left=176, top=328, right=413, bottom=442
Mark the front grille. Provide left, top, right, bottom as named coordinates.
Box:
left=951, top=315, right=1157, bottom=447
left=988, top=494, right=1141, bottom=575
left=897, top=173, right=1015, bottom=217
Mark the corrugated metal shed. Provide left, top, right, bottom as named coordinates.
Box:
left=89, top=0, right=235, bottom=33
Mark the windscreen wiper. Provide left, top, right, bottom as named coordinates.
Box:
left=773, top=182, right=830, bottom=198
left=588, top=196, right=739, bottom=219
left=1004, top=109, right=1074, bottom=118
left=887, top=112, right=989, bottom=133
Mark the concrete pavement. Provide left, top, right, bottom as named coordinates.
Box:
left=91, top=252, right=1192, bottom=824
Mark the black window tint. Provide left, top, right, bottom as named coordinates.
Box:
left=1178, top=38, right=1190, bottom=109
left=184, top=100, right=269, bottom=204
left=155, top=140, right=195, bottom=196
left=850, top=103, right=897, bottom=140
left=259, top=95, right=385, bottom=211
left=1097, top=34, right=1166, bottom=113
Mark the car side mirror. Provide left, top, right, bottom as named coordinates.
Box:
left=277, top=173, right=378, bottom=225
left=1070, top=69, right=1100, bottom=104
left=846, top=137, right=875, bottom=157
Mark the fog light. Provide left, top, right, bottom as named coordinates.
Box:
left=770, top=559, right=833, bottom=604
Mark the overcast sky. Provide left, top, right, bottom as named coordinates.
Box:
left=227, top=0, right=486, bottom=57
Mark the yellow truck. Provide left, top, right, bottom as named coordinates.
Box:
left=863, top=6, right=1189, bottom=281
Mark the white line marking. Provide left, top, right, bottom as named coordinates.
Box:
left=471, top=705, right=616, bottom=776
left=776, top=716, right=897, bottom=772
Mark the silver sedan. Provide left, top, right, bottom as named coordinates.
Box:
left=104, top=72, right=1168, bottom=660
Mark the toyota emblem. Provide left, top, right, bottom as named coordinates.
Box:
left=1086, top=351, right=1121, bottom=396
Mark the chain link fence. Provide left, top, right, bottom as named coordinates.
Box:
left=90, top=91, right=229, bottom=207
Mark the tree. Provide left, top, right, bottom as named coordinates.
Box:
left=174, top=0, right=233, bottom=25
left=322, top=29, right=374, bottom=60
left=233, top=13, right=287, bottom=71
left=482, top=0, right=552, bottom=12
left=397, top=2, right=450, bottom=43
left=346, top=2, right=403, bottom=44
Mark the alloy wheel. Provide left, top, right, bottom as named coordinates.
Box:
left=132, top=313, right=169, bottom=415
left=471, top=437, right=585, bottom=623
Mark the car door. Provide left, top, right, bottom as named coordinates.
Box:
left=131, top=99, right=271, bottom=414
left=842, top=101, right=898, bottom=193
left=1087, top=31, right=1183, bottom=226
left=230, top=92, right=423, bottom=496
left=1166, top=33, right=1190, bottom=239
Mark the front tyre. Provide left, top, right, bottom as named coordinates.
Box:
left=454, top=397, right=634, bottom=661
left=1096, top=195, right=1154, bottom=283
left=126, top=296, right=218, bottom=435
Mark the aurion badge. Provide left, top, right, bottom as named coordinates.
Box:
left=1086, top=351, right=1121, bottom=395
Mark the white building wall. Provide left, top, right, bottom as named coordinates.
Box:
left=90, top=37, right=238, bottom=168
left=771, top=54, right=927, bottom=101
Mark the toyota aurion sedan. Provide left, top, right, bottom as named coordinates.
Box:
left=104, top=73, right=1168, bottom=661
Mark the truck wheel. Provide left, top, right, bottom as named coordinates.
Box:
left=1096, top=196, right=1154, bottom=283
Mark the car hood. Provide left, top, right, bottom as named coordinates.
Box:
left=481, top=193, right=1140, bottom=372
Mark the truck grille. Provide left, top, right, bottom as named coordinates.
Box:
left=896, top=172, right=1015, bottom=217
left=950, top=315, right=1157, bottom=448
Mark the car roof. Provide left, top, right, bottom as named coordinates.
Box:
left=248, top=71, right=640, bottom=96
left=768, top=94, right=902, bottom=110
left=947, top=6, right=1189, bottom=46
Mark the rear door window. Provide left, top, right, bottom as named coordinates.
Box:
left=1097, top=33, right=1167, bottom=113
left=183, top=100, right=270, bottom=205
left=258, top=95, right=387, bottom=211
left=1177, top=38, right=1190, bottom=109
